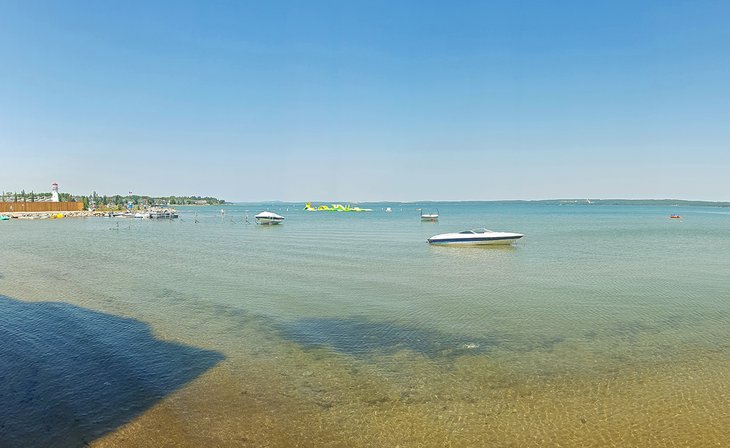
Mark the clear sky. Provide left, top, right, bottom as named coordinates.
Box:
left=1, top=0, right=728, bottom=202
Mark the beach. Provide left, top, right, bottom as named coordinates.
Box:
left=1, top=202, right=728, bottom=446
left=0, top=210, right=93, bottom=219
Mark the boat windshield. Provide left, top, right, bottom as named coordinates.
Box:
left=457, top=229, right=494, bottom=234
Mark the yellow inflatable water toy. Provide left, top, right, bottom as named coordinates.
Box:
left=304, top=202, right=372, bottom=212
left=51, top=213, right=65, bottom=219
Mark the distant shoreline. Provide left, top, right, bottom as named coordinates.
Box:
left=222, top=199, right=730, bottom=207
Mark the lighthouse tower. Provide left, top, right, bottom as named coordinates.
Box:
left=51, top=182, right=59, bottom=202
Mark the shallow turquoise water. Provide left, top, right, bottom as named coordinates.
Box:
left=1, top=202, right=729, bottom=446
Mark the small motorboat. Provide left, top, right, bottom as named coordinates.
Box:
left=255, top=211, right=285, bottom=225
left=0, top=215, right=10, bottom=221
left=420, top=208, right=439, bottom=221
left=428, top=228, right=524, bottom=246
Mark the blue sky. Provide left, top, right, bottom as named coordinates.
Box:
left=1, top=0, right=728, bottom=201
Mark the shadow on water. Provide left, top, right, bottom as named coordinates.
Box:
left=0, top=295, right=224, bottom=448
left=278, top=316, right=501, bottom=359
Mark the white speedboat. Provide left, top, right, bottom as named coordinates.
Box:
left=255, top=211, right=285, bottom=225
left=420, top=208, right=439, bottom=221
left=428, top=228, right=523, bottom=246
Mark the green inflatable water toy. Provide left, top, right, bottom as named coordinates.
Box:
left=303, top=202, right=372, bottom=212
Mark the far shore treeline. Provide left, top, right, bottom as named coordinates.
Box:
left=0, top=190, right=225, bottom=209
left=2, top=190, right=729, bottom=210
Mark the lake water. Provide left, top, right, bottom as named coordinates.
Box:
left=1, top=202, right=728, bottom=447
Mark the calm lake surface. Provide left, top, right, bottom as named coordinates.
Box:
left=1, top=202, right=728, bottom=447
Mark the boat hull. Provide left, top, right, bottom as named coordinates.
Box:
left=428, top=230, right=524, bottom=246
left=256, top=218, right=284, bottom=225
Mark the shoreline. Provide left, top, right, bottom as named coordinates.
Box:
left=1, top=211, right=93, bottom=219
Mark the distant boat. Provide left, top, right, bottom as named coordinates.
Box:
left=123, top=208, right=178, bottom=219
left=670, top=214, right=682, bottom=219
left=0, top=215, right=10, bottom=221
left=428, top=228, right=524, bottom=246
left=420, top=208, right=439, bottom=221
left=144, top=207, right=179, bottom=219
left=255, top=211, right=285, bottom=225
left=385, top=207, right=392, bottom=213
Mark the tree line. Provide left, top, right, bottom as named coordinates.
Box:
left=1, top=191, right=225, bottom=209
